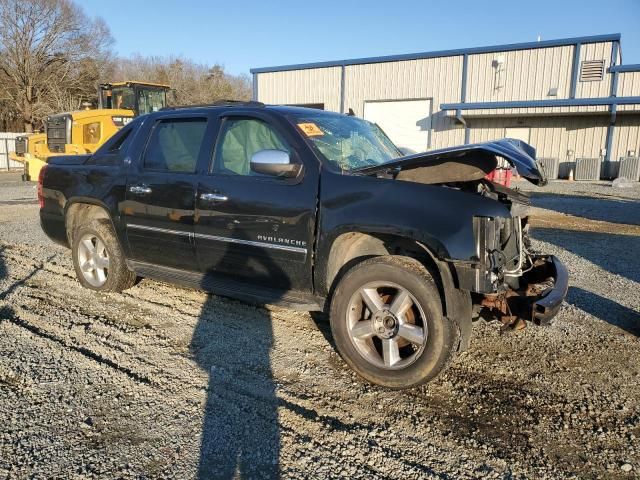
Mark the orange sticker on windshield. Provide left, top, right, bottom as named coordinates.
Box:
left=297, top=122, right=324, bottom=137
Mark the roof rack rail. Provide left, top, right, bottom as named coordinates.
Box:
left=160, top=100, right=265, bottom=111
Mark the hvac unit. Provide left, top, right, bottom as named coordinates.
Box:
left=618, top=157, right=640, bottom=181
left=600, top=161, right=620, bottom=180
left=558, top=161, right=576, bottom=179
left=575, top=158, right=601, bottom=181
left=538, top=158, right=559, bottom=180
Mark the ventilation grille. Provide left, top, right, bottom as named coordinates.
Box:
left=580, top=60, right=605, bottom=82
left=619, top=157, right=640, bottom=181
left=575, top=158, right=601, bottom=181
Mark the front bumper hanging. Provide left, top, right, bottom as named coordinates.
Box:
left=481, top=255, right=569, bottom=328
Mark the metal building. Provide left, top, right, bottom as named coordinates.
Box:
left=251, top=33, right=640, bottom=180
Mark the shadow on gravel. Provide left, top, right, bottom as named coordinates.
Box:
left=567, top=286, right=640, bottom=336
left=191, top=241, right=283, bottom=479
left=532, top=228, right=640, bottom=283
left=529, top=192, right=640, bottom=226
left=0, top=247, right=8, bottom=309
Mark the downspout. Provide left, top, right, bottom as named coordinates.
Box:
left=605, top=41, right=620, bottom=164
left=460, top=54, right=469, bottom=144
left=252, top=73, right=258, bottom=101
left=339, top=64, right=345, bottom=114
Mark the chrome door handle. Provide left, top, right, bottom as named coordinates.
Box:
left=200, top=193, right=228, bottom=202
left=129, top=185, right=152, bottom=195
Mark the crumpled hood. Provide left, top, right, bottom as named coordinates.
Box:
left=355, top=138, right=547, bottom=186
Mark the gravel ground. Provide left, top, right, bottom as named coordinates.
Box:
left=1, top=172, right=639, bottom=479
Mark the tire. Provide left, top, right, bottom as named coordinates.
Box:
left=330, top=255, right=459, bottom=389
left=71, top=219, right=136, bottom=292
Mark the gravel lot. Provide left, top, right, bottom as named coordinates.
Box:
left=1, top=172, right=639, bottom=479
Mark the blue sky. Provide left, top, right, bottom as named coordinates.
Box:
left=81, top=0, right=640, bottom=76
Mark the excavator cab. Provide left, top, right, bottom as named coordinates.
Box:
left=11, top=80, right=170, bottom=180
left=99, top=81, right=170, bottom=116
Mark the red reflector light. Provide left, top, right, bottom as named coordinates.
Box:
left=38, top=165, right=47, bottom=208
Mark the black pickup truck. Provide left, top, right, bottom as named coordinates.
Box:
left=39, top=101, right=568, bottom=389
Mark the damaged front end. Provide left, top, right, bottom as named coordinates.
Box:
left=461, top=210, right=569, bottom=330
left=478, top=253, right=569, bottom=330
left=355, top=138, right=568, bottom=329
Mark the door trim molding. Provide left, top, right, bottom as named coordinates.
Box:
left=126, top=223, right=307, bottom=254
left=127, top=223, right=192, bottom=237
left=194, top=232, right=307, bottom=254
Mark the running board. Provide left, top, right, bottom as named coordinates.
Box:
left=127, top=260, right=324, bottom=311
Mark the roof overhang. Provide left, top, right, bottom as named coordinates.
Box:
left=251, top=33, right=621, bottom=74
left=442, top=97, right=640, bottom=112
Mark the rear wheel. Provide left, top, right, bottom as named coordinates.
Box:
left=71, top=219, right=136, bottom=292
left=330, top=256, right=458, bottom=389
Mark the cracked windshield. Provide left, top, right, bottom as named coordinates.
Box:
left=291, top=113, right=401, bottom=170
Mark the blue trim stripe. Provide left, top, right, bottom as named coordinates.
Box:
left=252, top=73, right=257, bottom=101
left=604, top=41, right=621, bottom=163
left=441, top=96, right=640, bottom=111
left=609, top=64, right=640, bottom=73
left=339, top=65, right=345, bottom=113
left=460, top=53, right=469, bottom=103
left=605, top=125, right=616, bottom=162
left=610, top=41, right=620, bottom=68
left=250, top=33, right=621, bottom=74
left=569, top=43, right=581, bottom=99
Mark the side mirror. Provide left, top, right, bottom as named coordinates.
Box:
left=250, top=149, right=302, bottom=178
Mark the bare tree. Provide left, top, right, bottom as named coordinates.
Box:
left=109, top=55, right=251, bottom=107
left=0, top=0, right=112, bottom=132
left=0, top=0, right=250, bottom=133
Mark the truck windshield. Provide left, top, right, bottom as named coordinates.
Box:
left=111, top=87, right=135, bottom=110
left=137, top=88, right=166, bottom=115
left=288, top=112, right=401, bottom=170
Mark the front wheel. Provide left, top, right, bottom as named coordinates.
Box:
left=330, top=256, right=459, bottom=389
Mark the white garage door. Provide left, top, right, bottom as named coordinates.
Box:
left=363, top=99, right=431, bottom=154
left=504, top=127, right=530, bottom=143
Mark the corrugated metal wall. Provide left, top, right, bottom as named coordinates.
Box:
left=617, top=72, right=640, bottom=113
left=256, top=67, right=342, bottom=112
left=255, top=38, right=640, bottom=173
left=342, top=58, right=465, bottom=148
left=575, top=42, right=613, bottom=99
left=610, top=116, right=640, bottom=160
left=467, top=116, right=609, bottom=161
left=466, top=46, right=573, bottom=102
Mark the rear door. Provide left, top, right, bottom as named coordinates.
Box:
left=194, top=112, right=319, bottom=293
left=122, top=114, right=211, bottom=271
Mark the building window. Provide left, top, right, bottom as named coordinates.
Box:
left=579, top=60, right=605, bottom=82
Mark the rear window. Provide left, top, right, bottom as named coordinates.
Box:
left=144, top=118, right=207, bottom=173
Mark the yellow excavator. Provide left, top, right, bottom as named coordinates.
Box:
left=10, top=81, right=170, bottom=180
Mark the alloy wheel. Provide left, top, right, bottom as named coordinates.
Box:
left=346, top=281, right=428, bottom=370
left=77, top=234, right=110, bottom=287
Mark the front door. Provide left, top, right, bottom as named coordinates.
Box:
left=123, top=115, right=209, bottom=271
left=194, top=114, right=318, bottom=293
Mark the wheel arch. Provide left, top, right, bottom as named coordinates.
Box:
left=322, top=230, right=472, bottom=351
left=64, top=199, right=119, bottom=247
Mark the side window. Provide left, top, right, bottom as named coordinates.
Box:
left=144, top=118, right=207, bottom=173
left=213, top=118, right=291, bottom=176
left=86, top=125, right=133, bottom=165
left=108, top=128, right=132, bottom=153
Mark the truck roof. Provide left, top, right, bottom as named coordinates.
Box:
left=157, top=100, right=345, bottom=118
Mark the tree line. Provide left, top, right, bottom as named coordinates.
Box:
left=0, top=0, right=250, bottom=133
